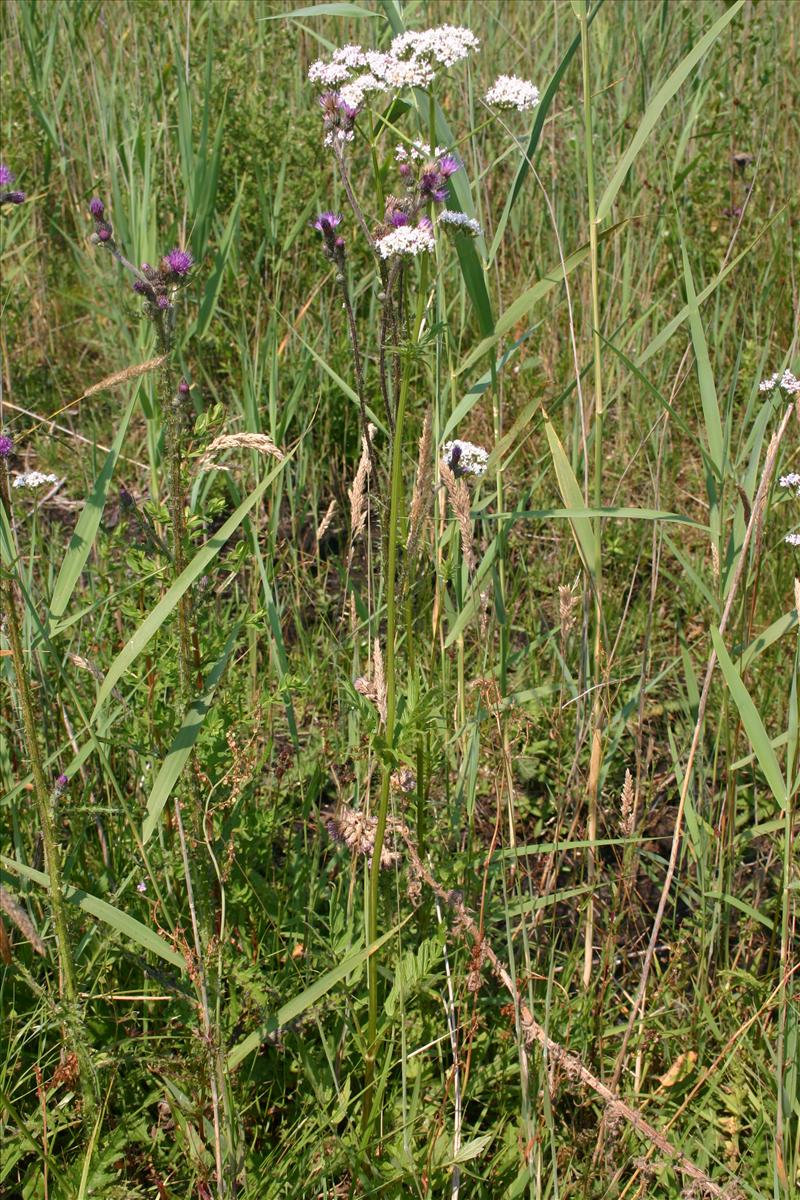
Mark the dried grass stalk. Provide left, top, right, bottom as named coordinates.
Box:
left=348, top=423, right=376, bottom=544
left=0, top=886, right=45, bottom=956
left=620, top=768, right=635, bottom=836
left=440, top=461, right=476, bottom=573
left=406, top=409, right=433, bottom=561
left=80, top=355, right=167, bottom=400
left=559, top=585, right=578, bottom=638
left=198, top=433, right=285, bottom=472
left=315, top=498, right=337, bottom=545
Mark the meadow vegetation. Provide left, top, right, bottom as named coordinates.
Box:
left=1, top=1, right=798, bottom=1197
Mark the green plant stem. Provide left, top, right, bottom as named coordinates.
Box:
left=363, top=266, right=427, bottom=1127
left=580, top=2, right=605, bottom=991
left=0, top=467, right=97, bottom=1122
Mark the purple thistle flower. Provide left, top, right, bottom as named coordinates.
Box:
left=398, top=162, right=413, bottom=180
left=155, top=295, right=171, bottom=310
left=178, top=378, right=190, bottom=395
left=389, top=210, right=410, bottom=227
left=437, top=155, right=461, bottom=178
left=97, top=227, right=111, bottom=241
left=89, top=197, right=104, bottom=218
left=0, top=164, right=15, bottom=185
left=141, top=262, right=152, bottom=273
left=54, top=773, right=69, bottom=794
left=337, top=98, right=358, bottom=123
left=0, top=433, right=13, bottom=458
left=313, top=211, right=342, bottom=235
left=132, top=279, right=149, bottom=295
left=163, top=247, right=193, bottom=277
left=319, top=92, right=342, bottom=117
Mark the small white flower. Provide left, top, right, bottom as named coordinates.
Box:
left=308, top=59, right=352, bottom=87
left=438, top=210, right=482, bottom=237
left=780, top=369, right=800, bottom=395
left=779, top=473, right=800, bottom=492
left=338, top=73, right=386, bottom=110
left=390, top=26, right=480, bottom=69
left=396, top=138, right=447, bottom=163
left=12, top=471, right=59, bottom=490
left=375, top=223, right=436, bottom=259
left=324, top=128, right=355, bottom=150
left=332, top=44, right=367, bottom=69
left=137, top=880, right=147, bottom=893
left=381, top=54, right=435, bottom=89
left=785, top=533, right=800, bottom=546
left=441, top=439, right=489, bottom=478
left=484, top=74, right=540, bottom=112
left=760, top=368, right=800, bottom=395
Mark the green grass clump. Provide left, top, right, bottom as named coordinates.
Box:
left=1, top=2, right=798, bottom=1198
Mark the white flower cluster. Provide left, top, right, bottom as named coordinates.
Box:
left=785, top=533, right=800, bottom=546
left=376, top=223, right=436, bottom=259
left=780, top=473, right=800, bottom=495
left=441, top=439, right=489, bottom=477
left=438, top=210, right=482, bottom=238
left=760, top=368, right=800, bottom=395
left=390, top=25, right=480, bottom=68
left=396, top=139, right=447, bottom=163
left=12, top=471, right=59, bottom=490
left=484, top=74, right=540, bottom=112
left=307, top=25, right=479, bottom=102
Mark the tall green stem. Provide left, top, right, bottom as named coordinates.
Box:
left=579, top=2, right=605, bottom=990
left=1, top=465, right=97, bottom=1121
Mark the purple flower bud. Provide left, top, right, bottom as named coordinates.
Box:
left=54, top=773, right=68, bottom=794
left=334, top=236, right=345, bottom=251
left=132, top=279, right=149, bottom=295
left=398, top=162, right=413, bottom=180
left=97, top=227, right=111, bottom=242
left=155, top=295, right=171, bottom=310
left=141, top=262, right=152, bottom=273
left=337, top=99, right=358, bottom=123
left=89, top=197, right=104, bottom=217
left=178, top=378, right=190, bottom=395
left=0, top=433, right=13, bottom=457
left=2, top=190, right=26, bottom=205
left=162, top=247, right=193, bottom=277
left=418, top=216, right=433, bottom=231
left=0, top=164, right=15, bottom=186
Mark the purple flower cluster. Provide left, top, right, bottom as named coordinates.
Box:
left=0, top=432, right=13, bottom=458
left=132, top=251, right=193, bottom=316
left=89, top=196, right=114, bottom=242
left=312, top=211, right=346, bottom=270
left=0, top=163, right=26, bottom=206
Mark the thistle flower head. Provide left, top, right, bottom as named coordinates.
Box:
left=89, top=196, right=104, bottom=217
left=132, top=279, right=149, bottom=295
left=155, top=294, right=171, bottom=310
left=313, top=211, right=342, bottom=235
left=437, top=154, right=461, bottom=178
left=97, top=226, right=111, bottom=242
left=3, top=191, right=26, bottom=204
left=0, top=433, right=13, bottom=458
left=54, top=773, right=69, bottom=794
left=178, top=378, right=190, bottom=396
left=0, top=164, right=15, bottom=185
left=162, top=247, right=193, bottom=277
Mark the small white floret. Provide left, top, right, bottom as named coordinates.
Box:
left=12, top=471, right=59, bottom=490
left=484, top=74, right=540, bottom=112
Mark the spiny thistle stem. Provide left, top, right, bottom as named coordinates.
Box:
left=0, top=463, right=97, bottom=1122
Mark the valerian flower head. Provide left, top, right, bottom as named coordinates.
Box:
left=12, top=471, right=59, bottom=490
left=438, top=210, right=482, bottom=238
left=779, top=473, right=800, bottom=495
left=485, top=74, right=540, bottom=112
left=760, top=368, right=800, bottom=396
left=785, top=533, right=800, bottom=546
left=376, top=222, right=436, bottom=259
left=441, top=439, right=489, bottom=478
